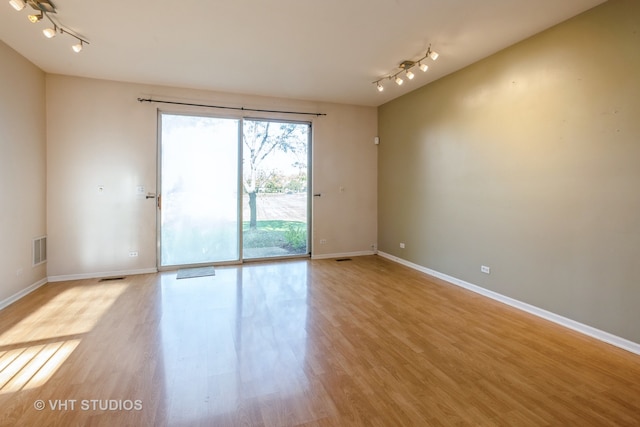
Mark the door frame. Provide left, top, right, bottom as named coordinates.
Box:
left=155, top=110, right=312, bottom=270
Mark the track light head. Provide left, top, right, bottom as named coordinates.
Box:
left=27, top=12, right=43, bottom=23
left=419, top=62, right=428, bottom=72
left=429, top=50, right=439, bottom=61
left=395, top=76, right=403, bottom=86
left=72, top=41, right=83, bottom=52
left=406, top=70, right=414, bottom=80
left=377, top=82, right=384, bottom=92
left=42, top=26, right=56, bottom=38
left=9, top=0, right=26, bottom=11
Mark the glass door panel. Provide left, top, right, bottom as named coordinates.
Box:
left=159, top=113, right=240, bottom=267
left=242, top=119, right=310, bottom=259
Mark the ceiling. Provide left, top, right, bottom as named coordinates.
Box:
left=0, top=0, right=606, bottom=107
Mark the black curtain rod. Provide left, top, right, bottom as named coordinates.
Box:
left=137, top=98, right=326, bottom=117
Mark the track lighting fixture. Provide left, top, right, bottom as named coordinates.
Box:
left=7, top=0, right=89, bottom=53
left=373, top=45, right=440, bottom=93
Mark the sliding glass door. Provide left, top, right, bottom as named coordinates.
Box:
left=159, top=113, right=310, bottom=268
left=159, top=113, right=240, bottom=267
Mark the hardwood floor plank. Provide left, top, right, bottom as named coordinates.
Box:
left=0, top=256, right=639, bottom=426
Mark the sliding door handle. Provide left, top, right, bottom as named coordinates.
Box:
left=145, top=192, right=161, bottom=209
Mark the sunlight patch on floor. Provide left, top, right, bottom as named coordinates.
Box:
left=0, top=339, right=80, bottom=394
left=0, top=283, right=128, bottom=346
left=0, top=281, right=129, bottom=394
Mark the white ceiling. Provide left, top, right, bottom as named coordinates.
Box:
left=0, top=0, right=606, bottom=107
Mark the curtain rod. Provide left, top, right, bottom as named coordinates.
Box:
left=137, top=98, right=326, bottom=117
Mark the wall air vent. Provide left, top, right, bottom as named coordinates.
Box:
left=33, top=236, right=47, bottom=266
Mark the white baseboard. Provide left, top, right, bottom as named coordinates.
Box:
left=48, top=267, right=158, bottom=283
left=0, top=277, right=48, bottom=311
left=377, top=251, right=640, bottom=356
left=312, top=250, right=376, bottom=260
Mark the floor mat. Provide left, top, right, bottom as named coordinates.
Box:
left=176, top=266, right=216, bottom=279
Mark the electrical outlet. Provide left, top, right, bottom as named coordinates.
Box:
left=481, top=265, right=491, bottom=274
left=129, top=251, right=139, bottom=257
left=319, top=239, right=327, bottom=245
left=400, top=243, right=405, bottom=249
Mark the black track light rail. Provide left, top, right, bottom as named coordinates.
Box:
left=137, top=98, right=327, bottom=117
left=44, top=12, right=89, bottom=45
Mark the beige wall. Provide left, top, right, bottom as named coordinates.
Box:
left=45, top=75, right=377, bottom=277
left=378, top=0, right=640, bottom=343
left=0, top=41, right=47, bottom=303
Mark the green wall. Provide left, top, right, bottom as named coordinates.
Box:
left=378, top=0, right=640, bottom=343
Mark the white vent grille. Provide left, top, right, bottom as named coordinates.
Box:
left=33, top=236, right=47, bottom=266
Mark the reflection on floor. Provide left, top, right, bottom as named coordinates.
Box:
left=160, top=261, right=311, bottom=425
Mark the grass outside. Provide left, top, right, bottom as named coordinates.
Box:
left=243, top=220, right=307, bottom=254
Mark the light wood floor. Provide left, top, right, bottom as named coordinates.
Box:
left=0, top=256, right=639, bottom=426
